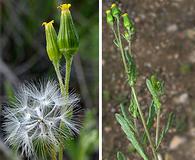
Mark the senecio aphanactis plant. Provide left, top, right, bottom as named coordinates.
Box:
left=3, top=3, right=81, bottom=160
left=106, top=4, right=174, bottom=160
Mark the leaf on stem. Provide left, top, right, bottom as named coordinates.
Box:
left=113, top=39, right=119, bottom=47
left=156, top=112, right=175, bottom=149
left=142, top=101, right=156, bottom=143
left=120, top=103, right=135, bottom=132
left=124, top=49, right=137, bottom=87
left=129, top=92, right=138, bottom=118
left=115, top=114, right=149, bottom=160
left=117, top=151, right=126, bottom=160
left=146, top=75, right=164, bottom=110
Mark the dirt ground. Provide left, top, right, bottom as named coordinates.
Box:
left=102, top=0, right=195, bottom=160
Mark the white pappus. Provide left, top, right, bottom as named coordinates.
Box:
left=3, top=80, right=81, bottom=159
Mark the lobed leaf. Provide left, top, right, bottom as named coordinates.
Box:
left=142, top=101, right=156, bottom=143
left=129, top=92, right=138, bottom=118
left=120, top=103, right=135, bottom=132
left=117, top=151, right=126, bottom=160
left=115, top=114, right=149, bottom=160
left=156, top=112, right=175, bottom=149
left=124, top=49, right=137, bottom=87
left=146, top=78, right=161, bottom=110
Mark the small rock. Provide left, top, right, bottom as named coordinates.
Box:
left=165, top=153, right=174, bottom=160
left=169, top=135, right=186, bottom=150
left=104, top=126, right=112, bottom=133
left=173, top=93, right=189, bottom=104
left=189, top=128, right=195, bottom=137
left=185, top=28, right=195, bottom=40
left=188, top=51, right=195, bottom=63
left=167, top=24, right=178, bottom=33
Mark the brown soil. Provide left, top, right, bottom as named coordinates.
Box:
left=103, top=0, right=195, bottom=160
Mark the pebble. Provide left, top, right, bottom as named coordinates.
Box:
left=169, top=135, right=186, bottom=150
left=173, top=93, right=189, bottom=104
left=165, top=153, right=174, bottom=160
left=188, top=51, right=195, bottom=63
left=104, top=126, right=112, bottom=133
left=166, top=24, right=178, bottom=33
left=189, top=128, right=195, bottom=137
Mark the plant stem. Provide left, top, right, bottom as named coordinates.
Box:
left=53, top=61, right=65, bottom=160
left=114, top=17, right=158, bottom=160
left=64, top=55, right=73, bottom=96
left=58, top=55, right=73, bottom=160
left=53, top=61, right=65, bottom=95
left=115, top=17, right=128, bottom=74
left=59, top=148, right=63, bottom=160
left=51, top=147, right=57, bottom=160
left=155, top=109, right=160, bottom=146
left=133, top=117, right=139, bottom=136
left=131, top=87, right=158, bottom=160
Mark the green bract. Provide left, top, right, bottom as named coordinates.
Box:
left=122, top=13, right=135, bottom=34
left=111, top=3, right=121, bottom=18
left=106, top=10, right=114, bottom=26
left=42, top=20, right=61, bottom=62
left=57, top=4, right=79, bottom=57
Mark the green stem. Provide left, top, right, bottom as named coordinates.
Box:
left=58, top=55, right=73, bottom=160
left=133, top=117, right=139, bottom=136
left=53, top=61, right=65, bottom=95
left=114, top=17, right=158, bottom=160
left=53, top=61, right=65, bottom=160
left=59, top=148, right=63, bottom=160
left=156, top=109, right=160, bottom=146
left=51, top=147, right=57, bottom=160
left=131, top=87, right=158, bottom=160
left=115, top=17, right=128, bottom=74
left=65, top=55, right=73, bottom=96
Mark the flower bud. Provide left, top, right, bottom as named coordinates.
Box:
left=106, top=10, right=114, bottom=26
left=111, top=3, right=121, bottom=18
left=42, top=20, right=61, bottom=62
left=57, top=4, right=79, bottom=56
left=122, top=13, right=135, bottom=34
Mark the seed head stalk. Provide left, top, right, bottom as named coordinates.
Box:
left=113, top=17, right=158, bottom=160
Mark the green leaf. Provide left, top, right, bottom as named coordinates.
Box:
left=124, top=49, right=137, bottom=87
left=115, top=114, right=149, bottom=160
left=142, top=101, right=156, bottom=143
left=113, top=39, right=119, bottom=47
left=120, top=103, right=135, bottom=132
left=129, top=92, right=138, bottom=118
left=156, top=112, right=175, bottom=149
left=146, top=77, right=161, bottom=109
left=117, top=151, right=126, bottom=160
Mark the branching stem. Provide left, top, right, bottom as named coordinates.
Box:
left=131, top=87, right=158, bottom=160
left=113, top=17, right=158, bottom=160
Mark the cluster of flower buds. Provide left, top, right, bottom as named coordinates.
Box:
left=105, top=3, right=135, bottom=41
left=43, top=3, right=79, bottom=63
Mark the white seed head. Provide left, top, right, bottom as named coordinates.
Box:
left=3, top=80, right=81, bottom=159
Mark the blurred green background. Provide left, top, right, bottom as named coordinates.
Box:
left=0, top=0, right=99, bottom=159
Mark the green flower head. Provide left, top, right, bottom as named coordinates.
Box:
left=106, top=10, right=114, bottom=26
left=122, top=13, right=135, bottom=34
left=42, top=20, right=61, bottom=62
left=111, top=3, right=121, bottom=18
left=57, top=4, right=79, bottom=57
